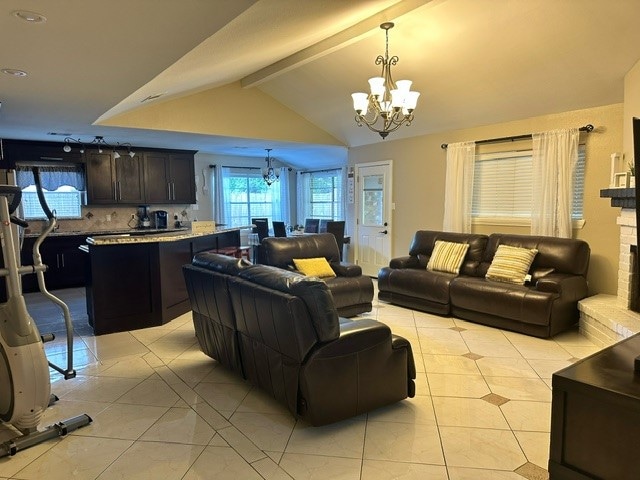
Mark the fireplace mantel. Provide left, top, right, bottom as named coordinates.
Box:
left=600, top=187, right=636, bottom=208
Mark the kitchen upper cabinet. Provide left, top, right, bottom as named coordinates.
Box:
left=86, top=151, right=145, bottom=204
left=143, top=152, right=195, bottom=204
left=0, top=139, right=83, bottom=166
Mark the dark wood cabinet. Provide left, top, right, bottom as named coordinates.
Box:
left=143, top=152, right=195, bottom=204
left=85, top=150, right=145, bottom=204
left=549, top=334, right=640, bottom=479
left=85, top=229, right=240, bottom=335
left=1, top=139, right=83, bottom=166
left=1, top=139, right=195, bottom=206
left=20, top=235, right=87, bottom=293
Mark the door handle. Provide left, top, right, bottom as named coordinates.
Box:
left=379, top=230, right=388, bottom=234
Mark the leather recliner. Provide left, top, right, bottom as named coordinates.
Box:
left=183, top=252, right=416, bottom=426
left=378, top=231, right=590, bottom=338
left=260, top=233, right=374, bottom=317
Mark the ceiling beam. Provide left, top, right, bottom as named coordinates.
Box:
left=241, top=0, right=436, bottom=88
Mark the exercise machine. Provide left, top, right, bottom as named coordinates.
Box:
left=0, top=167, right=91, bottom=457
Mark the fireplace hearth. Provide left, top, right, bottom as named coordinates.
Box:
left=579, top=188, right=640, bottom=346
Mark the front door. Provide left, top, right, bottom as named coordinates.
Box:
left=355, top=161, right=392, bottom=277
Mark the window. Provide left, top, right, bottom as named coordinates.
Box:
left=15, top=165, right=86, bottom=220
left=472, top=146, right=585, bottom=225
left=297, top=169, right=344, bottom=222
left=221, top=167, right=284, bottom=227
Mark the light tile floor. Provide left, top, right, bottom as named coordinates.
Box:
left=0, top=285, right=602, bottom=480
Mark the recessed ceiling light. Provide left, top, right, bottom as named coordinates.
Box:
left=141, top=93, right=165, bottom=102
left=1, top=68, right=28, bottom=77
left=12, top=10, right=47, bottom=23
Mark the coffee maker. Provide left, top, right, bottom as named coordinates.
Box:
left=154, top=210, right=168, bottom=229
left=137, top=205, right=151, bottom=228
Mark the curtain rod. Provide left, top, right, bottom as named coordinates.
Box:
left=209, top=164, right=259, bottom=170
left=299, top=167, right=342, bottom=175
left=440, top=124, right=594, bottom=150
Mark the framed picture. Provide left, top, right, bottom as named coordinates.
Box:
left=614, top=171, right=630, bottom=188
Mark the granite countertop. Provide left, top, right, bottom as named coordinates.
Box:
left=86, top=226, right=249, bottom=246
left=24, top=228, right=189, bottom=238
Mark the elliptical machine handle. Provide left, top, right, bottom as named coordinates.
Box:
left=10, top=216, right=28, bottom=228
left=32, top=167, right=55, bottom=220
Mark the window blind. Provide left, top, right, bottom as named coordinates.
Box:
left=472, top=146, right=585, bottom=221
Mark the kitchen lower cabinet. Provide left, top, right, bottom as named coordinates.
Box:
left=85, top=230, right=239, bottom=335
left=20, top=235, right=87, bottom=293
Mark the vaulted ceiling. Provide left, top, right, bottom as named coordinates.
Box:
left=1, top=0, right=639, bottom=168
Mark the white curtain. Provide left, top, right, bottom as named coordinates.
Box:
left=213, top=165, right=225, bottom=223
left=296, top=171, right=309, bottom=227
left=443, top=141, right=476, bottom=232
left=276, top=166, right=291, bottom=225
left=531, top=128, right=579, bottom=238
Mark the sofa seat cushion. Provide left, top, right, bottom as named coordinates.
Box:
left=450, top=277, right=556, bottom=326
left=378, top=268, right=456, bottom=306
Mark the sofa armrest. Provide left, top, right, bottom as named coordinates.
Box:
left=536, top=273, right=588, bottom=300
left=313, top=318, right=390, bottom=355
left=330, top=262, right=362, bottom=277
left=389, top=256, right=421, bottom=269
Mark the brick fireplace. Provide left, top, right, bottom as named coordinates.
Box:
left=579, top=188, right=640, bottom=346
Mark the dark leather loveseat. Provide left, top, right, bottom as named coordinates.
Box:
left=260, top=233, right=374, bottom=317
left=183, top=252, right=416, bottom=426
left=378, top=231, right=590, bottom=338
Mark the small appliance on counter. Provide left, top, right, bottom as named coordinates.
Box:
left=137, top=205, right=151, bottom=228
left=154, top=210, right=168, bottom=229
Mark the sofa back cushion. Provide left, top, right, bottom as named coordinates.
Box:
left=408, top=231, right=488, bottom=276
left=262, top=233, right=340, bottom=269
left=237, top=264, right=340, bottom=343
left=480, top=234, right=590, bottom=277
left=193, top=251, right=252, bottom=274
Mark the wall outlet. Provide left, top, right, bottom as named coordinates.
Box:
left=106, top=214, right=111, bottom=222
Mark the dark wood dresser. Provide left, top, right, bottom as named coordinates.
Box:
left=549, top=333, right=640, bottom=479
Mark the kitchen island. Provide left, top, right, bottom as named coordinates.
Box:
left=84, top=227, right=246, bottom=335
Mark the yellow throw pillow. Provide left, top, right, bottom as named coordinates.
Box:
left=427, top=240, right=470, bottom=274
left=293, top=257, right=336, bottom=278
left=486, top=245, right=538, bottom=285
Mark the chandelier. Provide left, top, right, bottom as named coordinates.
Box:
left=63, top=135, right=135, bottom=158
left=351, top=22, right=420, bottom=139
left=262, top=148, right=279, bottom=186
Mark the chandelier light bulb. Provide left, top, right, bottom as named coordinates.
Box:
left=352, top=93, right=369, bottom=114
left=63, top=144, right=71, bottom=153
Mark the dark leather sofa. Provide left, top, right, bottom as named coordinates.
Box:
left=378, top=231, right=590, bottom=338
left=183, top=252, right=416, bottom=426
left=260, top=233, right=374, bottom=317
